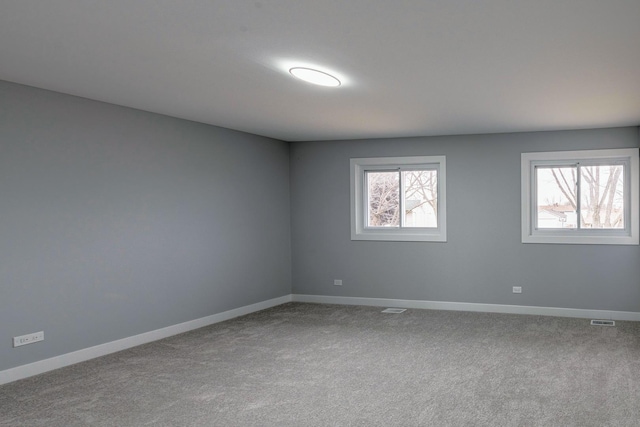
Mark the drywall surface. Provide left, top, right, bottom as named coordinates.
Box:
left=0, top=81, right=291, bottom=371
left=290, top=127, right=640, bottom=312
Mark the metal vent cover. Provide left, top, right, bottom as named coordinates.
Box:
left=381, top=308, right=407, bottom=314
left=590, top=319, right=615, bottom=327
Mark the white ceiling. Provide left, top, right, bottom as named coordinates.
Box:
left=1, top=1, right=639, bottom=142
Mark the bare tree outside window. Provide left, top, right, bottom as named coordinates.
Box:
left=403, top=170, right=437, bottom=227
left=367, top=172, right=399, bottom=227
left=580, top=165, right=623, bottom=228
left=366, top=170, right=438, bottom=228
left=537, top=165, right=624, bottom=229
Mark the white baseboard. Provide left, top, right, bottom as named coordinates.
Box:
left=3, top=293, right=638, bottom=386
left=0, top=295, right=292, bottom=386
left=292, top=294, right=640, bottom=322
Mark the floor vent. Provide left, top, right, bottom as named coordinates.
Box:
left=381, top=308, right=406, bottom=314
left=590, top=319, right=615, bottom=327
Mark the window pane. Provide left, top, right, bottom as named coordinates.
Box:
left=402, top=170, right=437, bottom=227
left=579, top=165, right=624, bottom=229
left=536, top=166, right=577, bottom=229
left=366, top=171, right=399, bottom=227
left=523, top=148, right=637, bottom=245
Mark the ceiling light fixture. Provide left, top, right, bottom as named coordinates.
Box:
left=289, top=67, right=341, bottom=87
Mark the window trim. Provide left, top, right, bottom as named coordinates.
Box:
left=350, top=156, right=447, bottom=242
left=521, top=148, right=639, bottom=245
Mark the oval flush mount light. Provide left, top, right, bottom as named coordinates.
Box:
left=289, top=67, right=341, bottom=87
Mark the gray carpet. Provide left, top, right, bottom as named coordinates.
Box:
left=1, top=302, right=639, bottom=426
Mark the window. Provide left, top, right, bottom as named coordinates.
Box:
left=350, top=156, right=446, bottom=241
left=521, top=148, right=639, bottom=245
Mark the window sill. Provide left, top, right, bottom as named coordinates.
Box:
left=522, top=233, right=638, bottom=245
left=351, top=229, right=447, bottom=242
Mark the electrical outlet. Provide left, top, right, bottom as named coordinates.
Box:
left=512, top=286, right=522, bottom=294
left=13, top=331, right=44, bottom=348
left=334, top=279, right=343, bottom=286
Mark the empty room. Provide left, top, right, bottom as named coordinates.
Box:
left=1, top=1, right=639, bottom=426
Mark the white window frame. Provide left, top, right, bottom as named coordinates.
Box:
left=350, top=156, right=446, bottom=242
left=521, top=148, right=639, bottom=245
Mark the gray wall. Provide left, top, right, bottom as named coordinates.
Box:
left=2, top=78, right=638, bottom=375
left=290, top=128, right=640, bottom=312
left=0, top=81, right=291, bottom=372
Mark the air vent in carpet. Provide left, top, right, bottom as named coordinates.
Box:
left=381, top=308, right=406, bottom=314
left=590, top=319, right=615, bottom=326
